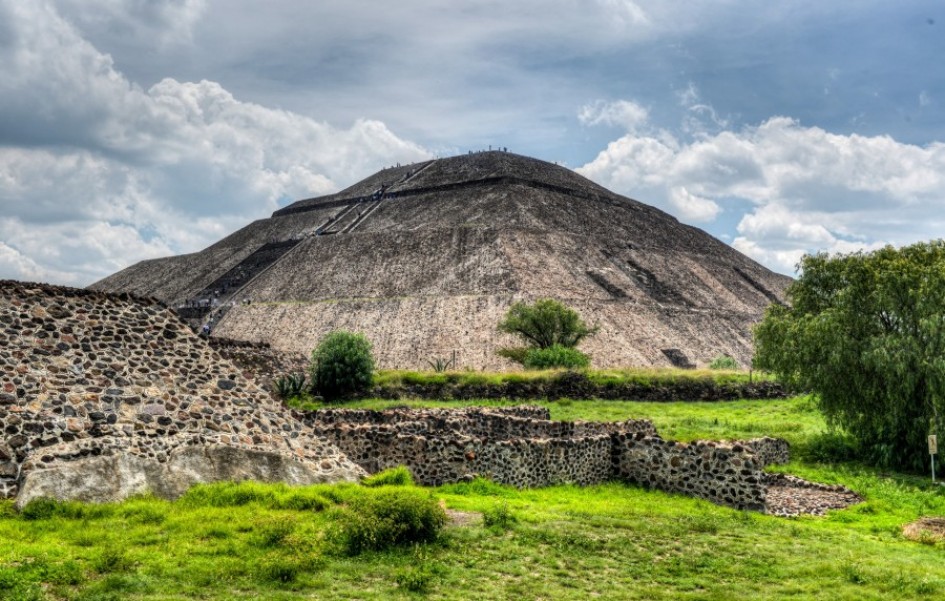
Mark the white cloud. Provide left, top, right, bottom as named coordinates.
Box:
left=0, top=0, right=430, bottom=285
left=579, top=100, right=649, bottom=131
left=579, top=105, right=945, bottom=274
left=668, top=187, right=720, bottom=222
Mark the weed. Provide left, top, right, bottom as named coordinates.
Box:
left=363, top=466, right=415, bottom=488
left=482, top=502, right=518, bottom=530
left=93, top=545, right=132, bottom=574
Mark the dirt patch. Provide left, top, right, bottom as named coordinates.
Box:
left=445, top=509, right=483, bottom=528
left=903, top=517, right=945, bottom=542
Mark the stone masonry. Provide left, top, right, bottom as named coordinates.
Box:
left=0, top=280, right=364, bottom=506
left=305, top=405, right=793, bottom=511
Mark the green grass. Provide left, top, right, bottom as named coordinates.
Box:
left=372, top=366, right=776, bottom=388
left=3, top=397, right=945, bottom=599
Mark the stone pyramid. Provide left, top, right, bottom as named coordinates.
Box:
left=0, top=280, right=364, bottom=506
left=92, top=151, right=791, bottom=370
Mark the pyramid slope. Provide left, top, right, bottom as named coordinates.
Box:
left=92, top=151, right=791, bottom=369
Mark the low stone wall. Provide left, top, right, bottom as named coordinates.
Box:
left=612, top=434, right=767, bottom=510
left=305, top=406, right=788, bottom=509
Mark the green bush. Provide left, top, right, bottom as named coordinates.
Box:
left=498, top=298, right=597, bottom=349
left=363, top=466, right=415, bottom=487
left=523, top=344, right=590, bottom=369
left=708, top=355, right=739, bottom=370
left=327, top=489, right=447, bottom=556
left=310, top=331, right=375, bottom=401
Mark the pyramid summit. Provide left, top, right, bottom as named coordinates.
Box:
left=92, top=151, right=791, bottom=369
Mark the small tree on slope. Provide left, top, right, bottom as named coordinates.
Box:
left=497, top=299, right=597, bottom=368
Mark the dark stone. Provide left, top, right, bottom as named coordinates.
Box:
left=217, top=379, right=236, bottom=391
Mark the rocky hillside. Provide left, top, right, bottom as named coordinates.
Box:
left=0, top=280, right=363, bottom=506
left=92, top=151, right=792, bottom=370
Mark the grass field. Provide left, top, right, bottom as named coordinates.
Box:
left=3, top=397, right=945, bottom=600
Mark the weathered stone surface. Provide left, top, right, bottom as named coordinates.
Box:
left=0, top=280, right=364, bottom=503
left=90, top=151, right=791, bottom=370
left=16, top=442, right=362, bottom=508
left=305, top=405, right=794, bottom=511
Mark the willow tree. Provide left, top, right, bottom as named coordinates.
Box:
left=754, top=241, right=945, bottom=470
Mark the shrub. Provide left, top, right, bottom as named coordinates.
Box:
left=310, top=331, right=375, bottom=401
left=327, top=489, right=447, bottom=556
left=708, top=355, right=739, bottom=370
left=498, top=298, right=597, bottom=349
left=363, top=466, right=415, bottom=488
left=523, top=344, right=590, bottom=369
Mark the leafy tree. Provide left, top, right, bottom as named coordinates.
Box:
left=499, top=299, right=597, bottom=349
left=497, top=299, right=597, bottom=368
left=310, top=331, right=375, bottom=401
left=753, top=242, right=945, bottom=470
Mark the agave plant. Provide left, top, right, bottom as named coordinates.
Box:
left=426, top=356, right=455, bottom=373
left=274, top=373, right=307, bottom=399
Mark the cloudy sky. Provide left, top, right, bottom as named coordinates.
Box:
left=1, top=0, right=943, bottom=285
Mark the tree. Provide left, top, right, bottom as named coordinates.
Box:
left=497, top=299, right=597, bottom=368
left=753, top=241, right=945, bottom=470
left=310, top=331, right=375, bottom=401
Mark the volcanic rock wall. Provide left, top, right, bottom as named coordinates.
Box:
left=0, top=281, right=363, bottom=506
left=305, top=406, right=790, bottom=510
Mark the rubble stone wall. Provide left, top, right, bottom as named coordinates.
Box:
left=612, top=433, right=767, bottom=510
left=305, top=406, right=788, bottom=509
left=0, top=280, right=363, bottom=501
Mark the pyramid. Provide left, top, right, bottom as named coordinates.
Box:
left=0, top=280, right=364, bottom=505
left=92, top=151, right=791, bottom=370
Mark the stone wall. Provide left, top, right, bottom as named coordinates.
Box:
left=0, top=280, right=364, bottom=504
left=304, top=406, right=787, bottom=509
left=613, top=434, right=767, bottom=510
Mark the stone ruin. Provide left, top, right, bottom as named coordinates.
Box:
left=0, top=280, right=364, bottom=508
left=1, top=279, right=858, bottom=516
left=306, top=405, right=794, bottom=511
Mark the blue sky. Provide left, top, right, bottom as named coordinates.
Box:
left=1, top=0, right=943, bottom=284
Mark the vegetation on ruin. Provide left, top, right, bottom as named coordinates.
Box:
left=309, top=331, right=376, bottom=401
left=3, top=397, right=945, bottom=599
left=497, top=298, right=596, bottom=368
left=754, top=241, right=945, bottom=470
